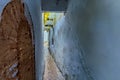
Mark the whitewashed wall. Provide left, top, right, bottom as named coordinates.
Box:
left=0, top=0, right=10, bottom=14
left=51, top=0, right=120, bottom=80
left=23, top=0, right=43, bottom=80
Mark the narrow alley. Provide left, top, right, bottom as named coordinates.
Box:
left=1, top=0, right=120, bottom=80
left=43, top=39, right=65, bottom=80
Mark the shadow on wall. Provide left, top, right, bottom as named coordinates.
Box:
left=49, top=0, right=120, bottom=80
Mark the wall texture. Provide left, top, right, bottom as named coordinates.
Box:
left=0, top=0, right=10, bottom=14
left=23, top=0, right=43, bottom=80
left=50, top=0, right=120, bottom=80
left=0, top=1, right=35, bottom=79
left=0, top=0, right=43, bottom=80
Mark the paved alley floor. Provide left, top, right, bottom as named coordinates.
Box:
left=43, top=42, right=65, bottom=80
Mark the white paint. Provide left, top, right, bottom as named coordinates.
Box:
left=44, top=31, right=48, bottom=42
left=23, top=0, right=43, bottom=80
left=50, top=0, right=120, bottom=80
left=0, top=0, right=10, bottom=21
left=0, top=0, right=10, bottom=14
